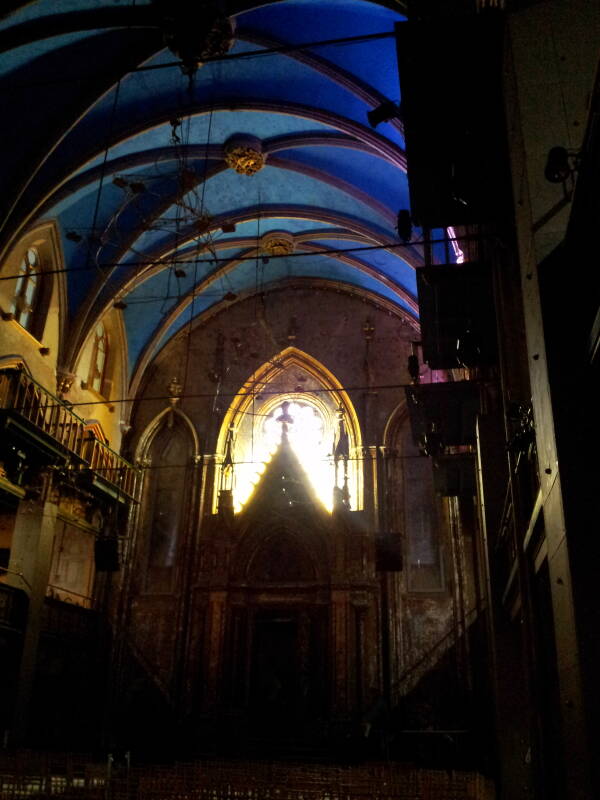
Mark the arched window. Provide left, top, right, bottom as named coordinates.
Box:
left=89, top=323, right=108, bottom=394
left=218, top=348, right=362, bottom=513
left=10, top=247, right=39, bottom=330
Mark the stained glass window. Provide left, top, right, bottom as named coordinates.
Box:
left=89, top=323, right=108, bottom=393
left=234, top=398, right=335, bottom=511
left=10, top=248, right=39, bottom=330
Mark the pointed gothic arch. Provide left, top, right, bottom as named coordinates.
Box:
left=215, top=347, right=363, bottom=512
left=135, top=406, right=200, bottom=464
left=383, top=399, right=445, bottom=592
left=134, top=407, right=199, bottom=593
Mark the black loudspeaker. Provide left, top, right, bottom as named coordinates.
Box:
left=95, top=538, right=120, bottom=572
left=417, top=261, right=497, bottom=369
left=396, top=16, right=506, bottom=227
left=405, top=381, right=481, bottom=448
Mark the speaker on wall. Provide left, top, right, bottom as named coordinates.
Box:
left=416, top=261, right=498, bottom=369
left=396, top=16, right=507, bottom=228
left=95, top=538, right=120, bottom=572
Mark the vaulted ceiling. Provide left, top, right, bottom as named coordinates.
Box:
left=0, top=1, right=459, bottom=389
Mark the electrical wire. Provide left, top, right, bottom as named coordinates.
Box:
left=7, top=378, right=458, bottom=413
left=86, top=449, right=439, bottom=476
left=3, top=31, right=396, bottom=91
left=0, top=235, right=476, bottom=283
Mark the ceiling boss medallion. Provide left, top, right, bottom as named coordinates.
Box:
left=260, top=231, right=295, bottom=257
left=224, top=134, right=266, bottom=175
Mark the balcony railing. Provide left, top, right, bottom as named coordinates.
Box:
left=0, top=368, right=138, bottom=501
left=0, top=368, right=86, bottom=458
left=82, top=435, right=137, bottom=499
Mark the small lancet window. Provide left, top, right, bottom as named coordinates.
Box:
left=89, top=322, right=108, bottom=393
left=10, top=247, right=39, bottom=330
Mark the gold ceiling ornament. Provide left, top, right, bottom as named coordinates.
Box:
left=224, top=134, right=266, bottom=175
left=260, top=231, right=295, bottom=257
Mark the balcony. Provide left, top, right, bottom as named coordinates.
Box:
left=80, top=435, right=137, bottom=501
left=0, top=368, right=86, bottom=463
left=0, top=368, right=138, bottom=502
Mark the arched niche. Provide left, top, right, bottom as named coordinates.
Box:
left=134, top=408, right=199, bottom=593
left=247, top=531, right=317, bottom=584
left=231, top=514, right=330, bottom=585
left=384, top=401, right=445, bottom=592
left=215, top=347, right=363, bottom=513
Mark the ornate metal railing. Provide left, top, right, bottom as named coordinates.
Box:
left=81, top=436, right=137, bottom=499
left=0, top=368, right=137, bottom=500
left=0, top=368, right=86, bottom=458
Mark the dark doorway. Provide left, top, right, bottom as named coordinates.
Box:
left=251, top=615, right=298, bottom=730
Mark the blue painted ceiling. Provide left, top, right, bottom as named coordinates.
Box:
left=0, top=0, right=455, bottom=385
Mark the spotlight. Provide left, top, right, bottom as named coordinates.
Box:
left=396, top=209, right=412, bottom=243
left=544, top=146, right=571, bottom=183
left=367, top=101, right=400, bottom=128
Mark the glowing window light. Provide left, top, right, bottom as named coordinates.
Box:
left=447, top=226, right=465, bottom=263
left=233, top=399, right=335, bottom=512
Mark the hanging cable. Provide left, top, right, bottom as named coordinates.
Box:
left=0, top=234, right=476, bottom=284
left=85, top=79, right=122, bottom=279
